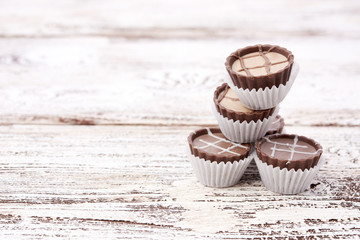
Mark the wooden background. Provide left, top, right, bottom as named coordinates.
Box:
left=0, top=0, right=359, bottom=238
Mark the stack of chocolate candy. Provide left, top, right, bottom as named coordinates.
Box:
left=187, top=44, right=323, bottom=194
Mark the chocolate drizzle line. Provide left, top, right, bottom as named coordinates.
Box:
left=238, top=54, right=251, bottom=76
left=233, top=60, right=290, bottom=73
left=225, top=44, right=294, bottom=91
left=225, top=96, right=241, bottom=102
left=264, top=135, right=321, bottom=160
left=213, top=83, right=276, bottom=123
left=232, top=44, right=291, bottom=76
left=258, top=45, right=271, bottom=74
left=255, top=134, right=323, bottom=171
left=188, top=127, right=251, bottom=163
left=197, top=128, right=248, bottom=156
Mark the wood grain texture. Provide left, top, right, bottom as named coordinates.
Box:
left=0, top=125, right=359, bottom=238
left=0, top=0, right=359, bottom=238
left=0, top=0, right=359, bottom=126
left=0, top=0, right=359, bottom=39
left=0, top=37, right=359, bottom=126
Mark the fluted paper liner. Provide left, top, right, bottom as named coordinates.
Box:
left=188, top=148, right=253, bottom=188
left=254, top=154, right=324, bottom=194
left=266, top=115, right=285, bottom=136
left=212, top=103, right=279, bottom=143
left=225, top=62, right=299, bottom=110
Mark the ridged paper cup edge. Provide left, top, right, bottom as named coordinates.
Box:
left=254, top=153, right=323, bottom=194
left=212, top=103, right=277, bottom=143
left=187, top=147, right=253, bottom=188
left=225, top=62, right=299, bottom=110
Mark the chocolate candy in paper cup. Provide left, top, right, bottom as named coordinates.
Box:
left=225, top=44, right=299, bottom=110
left=187, top=127, right=253, bottom=188
left=212, top=83, right=278, bottom=143
left=254, top=134, right=323, bottom=194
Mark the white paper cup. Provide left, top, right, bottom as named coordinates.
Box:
left=212, top=103, right=279, bottom=143
left=225, top=62, right=299, bottom=110
left=254, top=153, right=324, bottom=194
left=188, top=148, right=253, bottom=188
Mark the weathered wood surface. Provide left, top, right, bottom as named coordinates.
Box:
left=0, top=0, right=359, bottom=126
left=0, top=37, right=359, bottom=126
left=0, top=0, right=359, bottom=238
left=0, top=0, right=358, bottom=39
left=0, top=125, right=359, bottom=239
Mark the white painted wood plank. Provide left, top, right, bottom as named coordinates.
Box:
left=0, top=37, right=359, bottom=126
left=0, top=125, right=358, bottom=238
left=0, top=0, right=359, bottom=39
